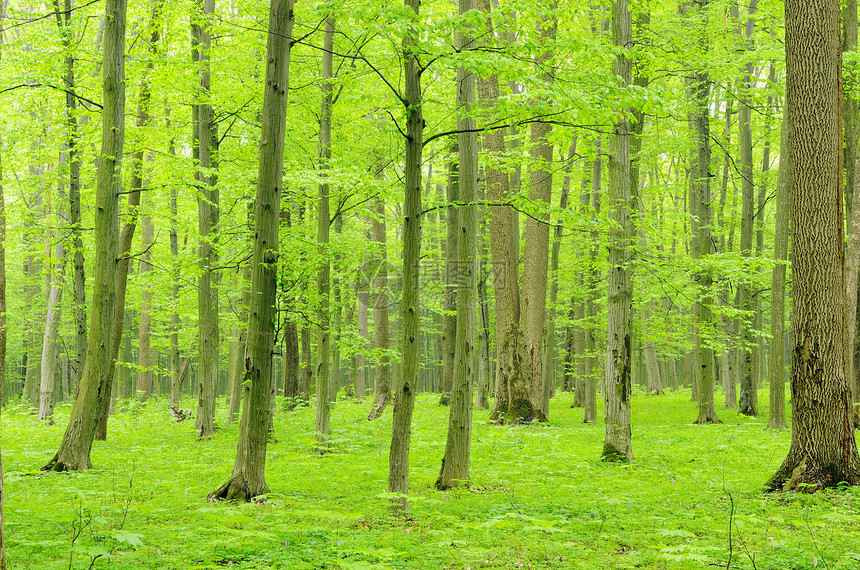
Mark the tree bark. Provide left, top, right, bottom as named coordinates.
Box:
left=315, top=16, right=335, bottom=447
left=437, top=0, right=478, bottom=489
left=367, top=195, right=391, bottom=420
left=193, top=0, right=220, bottom=439
left=136, top=197, right=154, bottom=398
left=766, top=0, right=860, bottom=491
left=210, top=0, right=294, bottom=502
left=44, top=0, right=126, bottom=472
left=768, top=122, right=789, bottom=429
left=603, top=0, right=634, bottom=462
left=388, top=0, right=423, bottom=513
left=440, top=150, right=458, bottom=405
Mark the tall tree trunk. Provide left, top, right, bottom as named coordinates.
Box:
left=736, top=0, right=759, bottom=417
left=38, top=180, right=66, bottom=422
left=315, top=16, right=335, bottom=447
left=168, top=116, right=182, bottom=409
left=136, top=198, right=155, bottom=397
left=388, top=0, right=423, bottom=513
left=517, top=5, right=557, bottom=422
left=53, top=0, right=86, bottom=387
left=367, top=196, right=391, bottom=419
left=603, top=0, right=634, bottom=462
left=210, top=0, right=294, bottom=501
left=193, top=0, right=220, bottom=439
left=768, top=123, right=789, bottom=429
left=95, top=0, right=163, bottom=440
left=44, top=0, right=126, bottom=472
left=437, top=0, right=477, bottom=489
left=584, top=142, right=602, bottom=424
left=542, top=140, right=576, bottom=417
left=355, top=267, right=369, bottom=401
left=440, top=150, right=458, bottom=405
left=766, top=0, right=860, bottom=490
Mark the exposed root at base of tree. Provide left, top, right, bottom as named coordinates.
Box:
left=694, top=413, right=722, bottom=425
left=764, top=453, right=860, bottom=493
left=42, top=453, right=91, bottom=473
left=209, top=474, right=269, bottom=503
left=601, top=444, right=631, bottom=463
left=367, top=393, right=390, bottom=421
left=490, top=398, right=547, bottom=425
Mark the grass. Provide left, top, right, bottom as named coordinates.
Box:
left=2, top=386, right=860, bottom=569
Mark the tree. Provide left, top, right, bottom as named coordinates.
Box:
left=210, top=0, right=295, bottom=502
left=437, top=0, right=477, bottom=490
left=193, top=0, right=220, bottom=439
left=367, top=194, right=391, bottom=420
left=768, top=124, right=788, bottom=429
left=43, top=0, right=126, bottom=472
left=603, top=0, right=634, bottom=462
left=388, top=0, right=424, bottom=513
left=765, top=0, right=860, bottom=491
left=315, top=15, right=336, bottom=448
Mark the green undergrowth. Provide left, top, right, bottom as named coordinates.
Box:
left=2, top=387, right=860, bottom=569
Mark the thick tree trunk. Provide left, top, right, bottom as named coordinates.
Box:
left=44, top=0, right=126, bottom=472
left=210, top=0, right=294, bottom=502
left=315, top=16, right=335, bottom=447
left=388, top=0, right=423, bottom=513
left=766, top=0, right=860, bottom=490
left=603, top=0, right=634, bottom=461
left=193, top=0, right=220, bottom=439
left=438, top=0, right=477, bottom=489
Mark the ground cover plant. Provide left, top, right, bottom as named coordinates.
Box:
left=2, top=388, right=859, bottom=569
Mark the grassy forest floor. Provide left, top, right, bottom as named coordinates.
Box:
left=2, top=387, right=859, bottom=569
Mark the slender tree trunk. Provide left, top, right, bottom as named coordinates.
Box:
left=603, top=0, right=634, bottom=462
left=136, top=198, right=155, bottom=398
left=368, top=195, right=391, bottom=419
left=53, top=0, right=86, bottom=387
left=584, top=143, right=602, bottom=424
left=768, top=123, right=789, bottom=429
left=193, top=0, right=220, bottom=439
left=44, top=0, right=126, bottom=472
left=440, top=151, right=458, bottom=405
left=388, top=0, right=423, bottom=513
left=315, top=16, right=335, bottom=447
left=38, top=219, right=64, bottom=422
left=210, top=0, right=294, bottom=501
left=737, top=0, right=759, bottom=417
left=766, top=0, right=860, bottom=490
left=95, top=0, right=163, bottom=440
left=168, top=117, right=182, bottom=409
left=541, top=140, right=576, bottom=417
left=437, top=0, right=477, bottom=489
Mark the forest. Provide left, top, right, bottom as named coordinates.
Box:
left=0, top=0, right=858, bottom=567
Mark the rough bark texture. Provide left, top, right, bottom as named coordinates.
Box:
left=194, top=0, right=220, bottom=439
left=603, top=0, right=634, bottom=462
left=437, top=0, right=477, bottom=489
left=516, top=6, right=556, bottom=423
left=210, top=0, right=293, bottom=502
left=766, top=0, right=860, bottom=492
left=844, top=0, right=860, bottom=405
left=388, top=0, right=423, bottom=513
left=314, top=16, right=335, bottom=447
left=44, top=0, right=125, bottom=472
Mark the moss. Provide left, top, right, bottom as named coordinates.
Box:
left=601, top=444, right=630, bottom=463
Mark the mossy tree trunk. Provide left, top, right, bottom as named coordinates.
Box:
left=210, top=0, right=294, bottom=502
left=44, top=0, right=126, bottom=472
left=766, top=0, right=860, bottom=492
